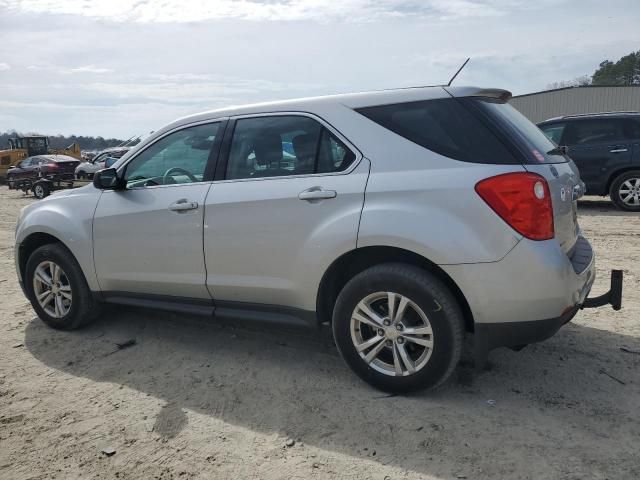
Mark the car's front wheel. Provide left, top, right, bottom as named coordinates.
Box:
left=610, top=170, right=640, bottom=211
left=25, top=243, right=101, bottom=330
left=332, top=263, right=464, bottom=393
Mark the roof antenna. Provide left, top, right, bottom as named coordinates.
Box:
left=447, top=57, right=470, bottom=86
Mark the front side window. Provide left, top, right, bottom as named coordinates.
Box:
left=563, top=119, right=624, bottom=146
left=539, top=123, right=567, bottom=145
left=226, top=115, right=355, bottom=180
left=124, top=123, right=219, bottom=188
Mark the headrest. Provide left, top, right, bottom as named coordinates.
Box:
left=253, top=132, right=283, bottom=167
left=292, top=133, right=317, bottom=160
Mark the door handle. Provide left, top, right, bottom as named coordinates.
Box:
left=298, top=187, right=337, bottom=201
left=610, top=148, right=628, bottom=153
left=168, top=199, right=199, bottom=212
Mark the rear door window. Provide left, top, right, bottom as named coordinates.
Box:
left=563, top=119, right=625, bottom=146
left=225, top=115, right=356, bottom=180
left=356, top=98, right=517, bottom=164
left=623, top=118, right=640, bottom=140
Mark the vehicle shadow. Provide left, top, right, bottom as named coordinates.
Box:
left=578, top=197, right=637, bottom=216
left=24, top=308, right=640, bottom=478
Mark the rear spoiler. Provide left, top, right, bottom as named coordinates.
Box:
left=444, top=87, right=512, bottom=103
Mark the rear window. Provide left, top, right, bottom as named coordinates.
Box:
left=356, top=98, right=518, bottom=164
left=469, top=98, right=565, bottom=164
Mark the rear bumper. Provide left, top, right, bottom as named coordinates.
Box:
left=441, top=235, right=597, bottom=326
left=475, top=305, right=579, bottom=353
left=473, top=269, right=622, bottom=363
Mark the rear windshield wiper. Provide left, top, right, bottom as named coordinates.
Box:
left=547, top=145, right=569, bottom=156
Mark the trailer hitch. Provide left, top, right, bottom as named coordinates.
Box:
left=582, top=269, right=623, bottom=311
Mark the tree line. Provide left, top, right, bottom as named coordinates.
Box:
left=548, top=49, right=640, bottom=89
left=0, top=130, right=140, bottom=152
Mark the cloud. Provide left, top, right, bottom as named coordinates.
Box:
left=67, top=65, right=113, bottom=74
left=1, top=0, right=516, bottom=23
left=0, top=63, right=10, bottom=71
left=1, top=0, right=638, bottom=138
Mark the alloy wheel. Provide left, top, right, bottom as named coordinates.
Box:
left=32, top=261, right=72, bottom=318
left=350, top=291, right=435, bottom=376
left=619, top=177, right=640, bottom=207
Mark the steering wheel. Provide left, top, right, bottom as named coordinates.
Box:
left=162, top=167, right=198, bottom=184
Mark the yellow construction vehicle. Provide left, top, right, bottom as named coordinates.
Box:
left=0, top=135, right=81, bottom=181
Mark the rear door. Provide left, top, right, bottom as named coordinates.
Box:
left=561, top=118, right=631, bottom=194
left=203, top=113, right=368, bottom=310
left=625, top=117, right=640, bottom=164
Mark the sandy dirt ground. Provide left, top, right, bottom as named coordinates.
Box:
left=1, top=186, right=639, bottom=480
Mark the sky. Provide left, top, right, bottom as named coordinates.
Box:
left=0, top=0, right=638, bottom=139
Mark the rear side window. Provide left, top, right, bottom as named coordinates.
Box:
left=469, top=98, right=563, bottom=164
left=563, top=119, right=625, bottom=145
left=356, top=98, right=517, bottom=164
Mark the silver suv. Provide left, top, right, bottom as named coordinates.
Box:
left=14, top=86, right=623, bottom=392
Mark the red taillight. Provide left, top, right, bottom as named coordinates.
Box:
left=475, top=172, right=554, bottom=241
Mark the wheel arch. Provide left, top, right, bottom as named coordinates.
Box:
left=606, top=167, right=640, bottom=195
left=18, top=232, right=68, bottom=282
left=316, top=246, right=475, bottom=332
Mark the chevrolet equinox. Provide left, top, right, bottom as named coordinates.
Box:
left=14, top=86, right=623, bottom=392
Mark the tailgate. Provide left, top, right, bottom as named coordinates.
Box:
left=524, top=161, right=581, bottom=254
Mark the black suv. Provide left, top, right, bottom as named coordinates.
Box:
left=538, top=112, right=640, bottom=211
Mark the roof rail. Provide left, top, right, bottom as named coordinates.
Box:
left=542, top=111, right=640, bottom=122
left=564, top=111, right=640, bottom=119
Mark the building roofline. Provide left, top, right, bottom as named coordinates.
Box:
left=513, top=84, right=640, bottom=99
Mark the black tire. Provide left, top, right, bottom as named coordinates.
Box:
left=332, top=263, right=464, bottom=393
left=33, top=182, right=50, bottom=199
left=610, top=170, right=640, bottom=211
left=25, top=243, right=101, bottom=330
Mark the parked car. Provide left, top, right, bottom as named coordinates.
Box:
left=75, top=147, right=130, bottom=179
left=538, top=112, right=640, bottom=211
left=7, top=154, right=80, bottom=197
left=14, top=86, right=622, bottom=392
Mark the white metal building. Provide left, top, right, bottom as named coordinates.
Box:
left=510, top=85, right=640, bottom=124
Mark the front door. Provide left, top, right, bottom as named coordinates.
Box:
left=203, top=114, right=369, bottom=311
left=93, top=121, right=223, bottom=299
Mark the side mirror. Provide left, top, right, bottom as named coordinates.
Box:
left=93, top=168, right=122, bottom=190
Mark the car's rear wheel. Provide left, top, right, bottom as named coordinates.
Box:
left=25, top=243, right=101, bottom=330
left=332, top=263, right=464, bottom=393
left=610, top=170, right=640, bottom=211
left=33, top=182, right=50, bottom=199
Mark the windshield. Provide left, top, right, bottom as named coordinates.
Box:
left=470, top=98, right=566, bottom=164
